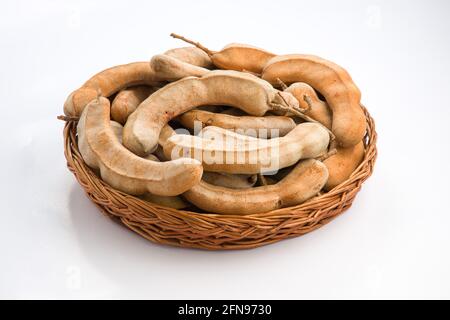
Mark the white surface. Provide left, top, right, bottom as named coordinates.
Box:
left=1, top=0, right=449, bottom=299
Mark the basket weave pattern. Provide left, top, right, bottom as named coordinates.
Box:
left=62, top=105, right=377, bottom=250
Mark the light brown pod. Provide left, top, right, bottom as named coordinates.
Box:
left=164, top=122, right=330, bottom=174
left=183, top=159, right=329, bottom=215
left=158, top=124, right=257, bottom=190
left=123, top=70, right=301, bottom=156
left=178, top=109, right=296, bottom=138
left=164, top=47, right=214, bottom=69
left=170, top=33, right=275, bottom=74
left=285, top=82, right=332, bottom=129
left=111, top=86, right=157, bottom=125
left=77, top=97, right=203, bottom=196
left=150, top=54, right=209, bottom=81
left=64, top=62, right=163, bottom=117
left=262, top=54, right=366, bottom=147
left=323, top=141, right=365, bottom=190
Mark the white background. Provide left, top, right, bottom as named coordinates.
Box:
left=1, top=0, right=449, bottom=299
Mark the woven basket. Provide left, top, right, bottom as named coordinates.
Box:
left=61, top=105, right=377, bottom=250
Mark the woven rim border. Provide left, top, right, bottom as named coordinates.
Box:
left=61, top=104, right=377, bottom=250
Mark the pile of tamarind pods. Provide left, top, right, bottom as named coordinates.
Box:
left=64, top=34, right=366, bottom=215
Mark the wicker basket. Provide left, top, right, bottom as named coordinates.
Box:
left=61, top=105, right=377, bottom=250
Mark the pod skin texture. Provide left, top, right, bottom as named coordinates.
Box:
left=77, top=97, right=203, bottom=196
left=210, top=43, right=276, bottom=74
left=158, top=124, right=257, bottom=190
left=64, top=62, right=163, bottom=117
left=164, top=122, right=330, bottom=174
left=323, top=141, right=365, bottom=190
left=262, top=54, right=366, bottom=147
left=123, top=70, right=300, bottom=156
left=111, top=86, right=157, bottom=125
left=183, top=159, right=329, bottom=215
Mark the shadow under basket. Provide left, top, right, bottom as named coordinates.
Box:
left=62, top=105, right=377, bottom=250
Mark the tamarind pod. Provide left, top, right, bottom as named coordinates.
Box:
left=110, top=121, right=124, bottom=143
left=123, top=70, right=300, bottom=156
left=178, top=110, right=296, bottom=138
left=140, top=193, right=190, bottom=210
left=164, top=47, right=214, bottom=69
left=202, top=172, right=257, bottom=189
left=150, top=54, right=209, bottom=81
left=111, top=86, right=157, bottom=125
left=157, top=123, right=256, bottom=190
left=323, top=141, right=365, bottom=190
left=77, top=97, right=202, bottom=196
left=164, top=122, right=330, bottom=174
left=183, top=159, right=328, bottom=215
left=262, top=54, right=366, bottom=147
left=170, top=34, right=275, bottom=74
left=285, top=82, right=332, bottom=129
left=210, top=43, right=276, bottom=74
left=64, top=62, right=164, bottom=117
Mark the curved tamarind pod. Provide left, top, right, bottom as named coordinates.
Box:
left=123, top=70, right=301, bottom=156
left=208, top=43, right=276, bottom=74
left=150, top=54, right=209, bottom=81
left=164, top=47, right=214, bottom=69
left=77, top=97, right=202, bottom=196
left=285, top=82, right=332, bottom=130
left=157, top=124, right=256, bottom=190
left=179, top=110, right=295, bottom=138
left=183, top=159, right=328, bottom=215
left=158, top=124, right=257, bottom=191
left=170, top=33, right=275, bottom=74
left=262, top=54, right=366, bottom=147
left=202, top=172, right=257, bottom=189
left=164, top=122, right=329, bottom=174
left=111, top=86, right=157, bottom=125
left=323, top=141, right=365, bottom=190
left=64, top=62, right=164, bottom=117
